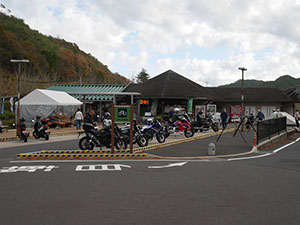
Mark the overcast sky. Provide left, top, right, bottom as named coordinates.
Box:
left=2, top=0, right=300, bottom=86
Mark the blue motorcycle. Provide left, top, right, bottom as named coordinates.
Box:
left=140, top=119, right=166, bottom=143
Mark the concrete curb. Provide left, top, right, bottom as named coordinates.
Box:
left=256, top=128, right=298, bottom=151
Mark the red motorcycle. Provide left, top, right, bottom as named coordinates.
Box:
left=163, top=115, right=195, bottom=138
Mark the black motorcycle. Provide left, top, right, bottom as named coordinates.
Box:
left=192, top=114, right=219, bottom=132
left=17, top=118, right=29, bottom=142
left=32, top=117, right=50, bottom=140
left=79, top=123, right=127, bottom=150
left=121, top=121, right=148, bottom=147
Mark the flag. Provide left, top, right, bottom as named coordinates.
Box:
left=10, top=97, right=14, bottom=112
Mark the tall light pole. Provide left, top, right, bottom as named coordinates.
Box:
left=10, top=59, right=29, bottom=136
left=238, top=67, right=247, bottom=125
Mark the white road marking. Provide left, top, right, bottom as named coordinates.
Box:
left=148, top=162, right=187, bottom=169
left=0, top=165, right=59, bottom=173
left=228, top=137, right=300, bottom=161
left=227, top=153, right=272, bottom=161
left=75, top=164, right=131, bottom=171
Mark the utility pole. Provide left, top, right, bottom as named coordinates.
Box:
left=10, top=59, right=29, bottom=136
left=238, top=67, right=247, bottom=131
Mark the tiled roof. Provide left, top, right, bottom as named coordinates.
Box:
left=47, top=84, right=127, bottom=101
left=124, top=70, right=220, bottom=100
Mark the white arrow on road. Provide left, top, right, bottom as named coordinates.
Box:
left=148, top=162, right=187, bottom=169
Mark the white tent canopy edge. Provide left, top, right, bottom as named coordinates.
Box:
left=17, top=89, right=82, bottom=123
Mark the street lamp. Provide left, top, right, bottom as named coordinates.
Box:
left=10, top=59, right=29, bottom=136
left=238, top=67, right=247, bottom=124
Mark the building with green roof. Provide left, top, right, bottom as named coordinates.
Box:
left=47, top=84, right=128, bottom=101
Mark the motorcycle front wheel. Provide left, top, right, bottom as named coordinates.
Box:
left=212, top=123, right=219, bottom=132
left=115, top=138, right=127, bottom=150
left=184, top=128, right=194, bottom=138
left=137, top=135, right=148, bottom=147
left=79, top=136, right=94, bottom=150
left=156, top=132, right=166, bottom=143
left=44, top=133, right=49, bottom=140
left=33, top=131, right=39, bottom=139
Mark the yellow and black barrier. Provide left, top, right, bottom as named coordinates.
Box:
left=38, top=149, right=132, bottom=154
left=17, top=153, right=148, bottom=160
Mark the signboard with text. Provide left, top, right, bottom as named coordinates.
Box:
left=114, top=105, right=131, bottom=123
left=187, top=99, right=193, bottom=114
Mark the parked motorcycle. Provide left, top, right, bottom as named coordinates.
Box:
left=32, top=117, right=50, bottom=140
left=79, top=122, right=127, bottom=150
left=163, top=114, right=195, bottom=138
left=121, top=121, right=148, bottom=147
left=17, top=118, right=29, bottom=142
left=140, top=119, right=166, bottom=143
left=192, top=114, right=219, bottom=133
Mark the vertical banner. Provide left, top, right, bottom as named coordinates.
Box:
left=114, top=105, right=131, bottom=123
left=1, top=98, right=5, bottom=114
left=10, top=97, right=14, bottom=112
left=187, top=99, right=193, bottom=114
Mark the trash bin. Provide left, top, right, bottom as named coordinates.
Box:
left=208, top=143, right=216, bottom=156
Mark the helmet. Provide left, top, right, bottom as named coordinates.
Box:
left=104, top=112, right=111, bottom=119
left=147, top=118, right=153, bottom=124
left=19, top=117, right=25, bottom=122
left=103, top=118, right=112, bottom=127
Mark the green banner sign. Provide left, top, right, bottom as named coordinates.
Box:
left=187, top=99, right=193, bottom=114
left=114, top=105, right=131, bottom=123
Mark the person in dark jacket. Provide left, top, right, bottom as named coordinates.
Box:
left=168, top=107, right=175, bottom=122
left=256, top=110, right=265, bottom=121
left=220, top=109, right=228, bottom=129
left=84, top=111, right=95, bottom=124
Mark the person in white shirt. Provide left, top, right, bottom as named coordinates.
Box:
left=74, top=109, right=84, bottom=130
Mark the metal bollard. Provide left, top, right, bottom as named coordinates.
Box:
left=208, top=143, right=216, bottom=156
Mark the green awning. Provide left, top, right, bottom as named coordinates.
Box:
left=47, top=84, right=127, bottom=101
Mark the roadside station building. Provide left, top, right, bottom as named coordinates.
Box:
left=124, top=70, right=294, bottom=121
left=46, top=70, right=294, bottom=122
left=208, top=87, right=293, bottom=119
left=123, top=70, right=220, bottom=120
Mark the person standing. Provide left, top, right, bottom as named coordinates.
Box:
left=168, top=107, right=175, bottom=122
left=74, top=109, right=84, bottom=130
left=220, top=109, right=228, bottom=129
left=256, top=110, right=265, bottom=121
left=196, top=109, right=204, bottom=121
left=294, top=109, right=299, bottom=128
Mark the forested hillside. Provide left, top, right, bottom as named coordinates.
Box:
left=0, top=12, right=129, bottom=96
left=219, top=75, right=300, bottom=89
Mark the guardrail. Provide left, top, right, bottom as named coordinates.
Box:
left=257, top=117, right=287, bottom=145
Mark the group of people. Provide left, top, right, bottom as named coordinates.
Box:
left=73, top=108, right=112, bottom=130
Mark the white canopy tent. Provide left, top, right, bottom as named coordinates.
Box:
left=18, top=89, right=82, bottom=122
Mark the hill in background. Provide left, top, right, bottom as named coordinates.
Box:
left=219, top=75, right=300, bottom=90
left=0, top=12, right=129, bottom=96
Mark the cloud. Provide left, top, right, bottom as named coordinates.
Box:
left=2, top=0, right=300, bottom=86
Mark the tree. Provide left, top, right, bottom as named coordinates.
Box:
left=135, top=68, right=150, bottom=83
